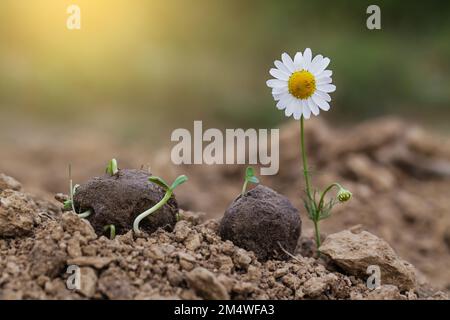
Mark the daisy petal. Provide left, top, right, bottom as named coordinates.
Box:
left=266, top=79, right=287, bottom=88
left=302, top=101, right=311, bottom=119
left=273, top=92, right=290, bottom=102
left=316, top=77, right=332, bottom=85
left=287, top=97, right=300, bottom=118
left=312, top=94, right=331, bottom=111
left=293, top=52, right=304, bottom=71
left=310, top=55, right=323, bottom=74
left=294, top=99, right=303, bottom=117
left=303, top=48, right=312, bottom=70
left=314, top=91, right=331, bottom=102
left=281, top=53, right=295, bottom=73
left=317, top=84, right=336, bottom=93
left=276, top=99, right=286, bottom=110
left=272, top=86, right=288, bottom=94
left=278, top=94, right=291, bottom=108
left=307, top=98, right=320, bottom=116
left=316, top=70, right=333, bottom=80
left=313, top=57, right=330, bottom=75
left=270, top=68, right=289, bottom=81
left=272, top=93, right=282, bottom=101
left=285, top=104, right=294, bottom=117
left=274, top=60, right=290, bottom=74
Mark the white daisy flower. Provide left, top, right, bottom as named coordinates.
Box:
left=266, top=48, right=336, bottom=120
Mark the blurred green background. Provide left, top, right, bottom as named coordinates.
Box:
left=0, top=0, right=449, bottom=145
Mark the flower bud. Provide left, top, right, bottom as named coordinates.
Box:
left=337, top=188, right=352, bottom=202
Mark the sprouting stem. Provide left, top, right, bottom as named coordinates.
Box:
left=241, top=166, right=259, bottom=196
left=104, top=224, right=116, bottom=240
left=68, top=164, right=91, bottom=219
left=78, top=210, right=92, bottom=218
left=241, top=179, right=248, bottom=196
left=133, top=175, right=188, bottom=234
left=133, top=190, right=173, bottom=233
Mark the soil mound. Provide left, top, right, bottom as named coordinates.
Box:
left=0, top=181, right=447, bottom=300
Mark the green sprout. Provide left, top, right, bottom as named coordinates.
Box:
left=106, top=158, right=119, bottom=176
left=300, top=117, right=352, bottom=253
left=241, top=166, right=259, bottom=196
left=103, top=224, right=116, bottom=240
left=133, top=175, right=188, bottom=233
left=65, top=164, right=91, bottom=218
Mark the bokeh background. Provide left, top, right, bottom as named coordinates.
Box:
left=1, top=0, right=449, bottom=143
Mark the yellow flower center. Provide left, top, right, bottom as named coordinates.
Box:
left=288, top=70, right=316, bottom=99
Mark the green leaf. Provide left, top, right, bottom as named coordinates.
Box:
left=245, top=166, right=255, bottom=178
left=247, top=176, right=259, bottom=184
left=170, top=175, right=188, bottom=190
left=304, top=200, right=315, bottom=220
left=148, top=176, right=170, bottom=191
left=319, top=199, right=335, bottom=220
left=63, top=200, right=73, bottom=210
left=106, top=159, right=119, bottom=176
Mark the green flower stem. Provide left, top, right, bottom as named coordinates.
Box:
left=313, top=220, right=321, bottom=248
left=133, top=190, right=173, bottom=233
left=300, top=117, right=313, bottom=201
left=317, top=183, right=341, bottom=211
left=300, top=116, right=321, bottom=250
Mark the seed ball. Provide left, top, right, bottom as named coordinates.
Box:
left=219, top=185, right=301, bottom=261
left=73, top=169, right=178, bottom=236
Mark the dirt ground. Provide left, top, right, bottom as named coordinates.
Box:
left=1, top=117, right=450, bottom=298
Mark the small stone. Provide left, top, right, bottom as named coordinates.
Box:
left=281, top=274, right=300, bottom=290
left=0, top=173, right=22, bottom=191
left=174, top=220, right=190, bottom=242
left=186, top=267, right=229, bottom=300
left=67, top=238, right=82, bottom=258
left=98, top=267, right=137, bottom=300
left=178, top=252, right=196, bottom=271
left=320, top=230, right=417, bottom=291
left=303, top=277, right=328, bottom=298
left=78, top=267, right=98, bottom=298
left=67, top=256, right=114, bottom=269
left=233, top=248, right=252, bottom=269
left=61, top=213, right=97, bottom=240
left=247, top=265, right=262, bottom=281
left=82, top=245, right=97, bottom=256
left=184, top=232, right=202, bottom=251
left=274, top=267, right=289, bottom=279
left=233, top=281, right=257, bottom=294
left=166, top=266, right=183, bottom=286
left=145, top=245, right=165, bottom=260
left=30, top=239, right=67, bottom=278
left=365, top=285, right=406, bottom=300
left=217, top=255, right=234, bottom=273
left=0, top=190, right=36, bottom=238
left=221, top=241, right=235, bottom=255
